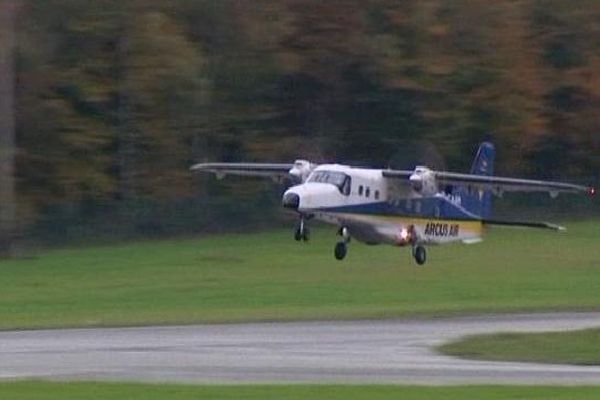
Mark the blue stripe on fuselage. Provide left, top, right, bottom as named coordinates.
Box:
left=316, top=196, right=481, bottom=220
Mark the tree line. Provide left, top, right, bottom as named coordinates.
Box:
left=1, top=0, right=599, bottom=250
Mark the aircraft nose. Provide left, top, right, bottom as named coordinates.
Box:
left=282, top=192, right=300, bottom=210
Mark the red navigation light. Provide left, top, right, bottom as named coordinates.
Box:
left=590, top=187, right=597, bottom=197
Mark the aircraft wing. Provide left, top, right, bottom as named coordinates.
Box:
left=383, top=169, right=594, bottom=196
left=190, top=160, right=316, bottom=183
left=433, top=171, right=592, bottom=196
left=381, top=170, right=414, bottom=180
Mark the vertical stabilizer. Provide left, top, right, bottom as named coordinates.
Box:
left=470, top=142, right=495, bottom=176
left=458, top=142, right=495, bottom=219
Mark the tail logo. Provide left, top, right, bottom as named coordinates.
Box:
left=479, top=160, right=488, bottom=173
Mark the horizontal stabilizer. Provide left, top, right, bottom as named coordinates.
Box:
left=482, top=219, right=566, bottom=231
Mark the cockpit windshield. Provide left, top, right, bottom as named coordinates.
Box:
left=307, top=171, right=351, bottom=195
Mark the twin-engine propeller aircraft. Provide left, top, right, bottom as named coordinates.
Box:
left=191, top=142, right=595, bottom=265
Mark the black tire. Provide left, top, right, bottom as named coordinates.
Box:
left=414, top=245, right=427, bottom=265
left=302, top=227, right=310, bottom=242
left=334, top=242, right=347, bottom=260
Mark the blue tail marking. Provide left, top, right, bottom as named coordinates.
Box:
left=457, top=142, right=495, bottom=219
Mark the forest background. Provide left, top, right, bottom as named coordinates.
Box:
left=0, top=0, right=599, bottom=252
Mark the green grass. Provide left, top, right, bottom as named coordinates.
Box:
left=1, top=382, right=600, bottom=400
left=439, top=327, right=600, bottom=365
left=0, top=220, right=599, bottom=330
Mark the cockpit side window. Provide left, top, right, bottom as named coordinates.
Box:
left=307, top=171, right=351, bottom=196
left=341, top=176, right=351, bottom=196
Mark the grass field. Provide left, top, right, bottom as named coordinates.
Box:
left=0, top=220, right=599, bottom=330
left=1, top=382, right=600, bottom=400
left=439, top=327, right=600, bottom=365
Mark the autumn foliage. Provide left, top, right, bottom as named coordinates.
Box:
left=5, top=0, right=600, bottom=242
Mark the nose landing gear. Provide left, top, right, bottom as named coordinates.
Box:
left=334, top=227, right=351, bottom=260
left=294, top=216, right=309, bottom=242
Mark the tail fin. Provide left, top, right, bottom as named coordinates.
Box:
left=470, top=142, right=495, bottom=177
left=458, top=142, right=495, bottom=219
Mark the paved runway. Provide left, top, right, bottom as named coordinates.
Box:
left=1, top=312, right=600, bottom=384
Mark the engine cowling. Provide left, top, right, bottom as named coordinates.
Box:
left=409, top=166, right=438, bottom=196
left=289, top=159, right=317, bottom=183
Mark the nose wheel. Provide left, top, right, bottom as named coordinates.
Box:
left=294, top=217, right=309, bottom=242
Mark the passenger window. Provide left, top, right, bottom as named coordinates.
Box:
left=365, top=187, right=370, bottom=198
left=358, top=185, right=363, bottom=196
left=374, top=190, right=380, bottom=200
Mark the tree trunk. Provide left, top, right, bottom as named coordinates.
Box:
left=116, top=17, right=137, bottom=203
left=0, top=0, right=17, bottom=256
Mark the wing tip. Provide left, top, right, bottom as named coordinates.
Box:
left=190, top=163, right=213, bottom=172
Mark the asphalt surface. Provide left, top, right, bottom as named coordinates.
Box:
left=1, top=312, right=600, bottom=385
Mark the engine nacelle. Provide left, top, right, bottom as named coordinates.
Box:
left=409, top=166, right=438, bottom=196
left=289, top=159, right=317, bottom=183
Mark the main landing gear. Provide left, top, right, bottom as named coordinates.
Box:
left=294, top=220, right=427, bottom=265
left=294, top=216, right=309, bottom=242
left=334, top=227, right=351, bottom=261
left=412, top=245, right=427, bottom=265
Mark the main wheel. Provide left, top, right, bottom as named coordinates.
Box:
left=301, top=227, right=310, bottom=242
left=413, top=245, right=427, bottom=265
left=334, top=242, right=347, bottom=260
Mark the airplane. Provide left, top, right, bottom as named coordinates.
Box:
left=191, top=142, right=595, bottom=265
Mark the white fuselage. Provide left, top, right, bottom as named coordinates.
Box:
left=283, top=164, right=484, bottom=246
